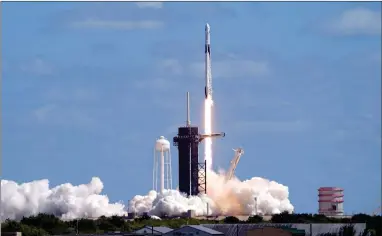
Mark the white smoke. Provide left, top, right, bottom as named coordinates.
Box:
left=1, top=171, right=293, bottom=221
left=1, top=177, right=126, bottom=221
left=130, top=189, right=216, bottom=217
left=129, top=169, right=294, bottom=217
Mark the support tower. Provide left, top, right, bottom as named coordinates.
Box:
left=173, top=92, right=225, bottom=196
left=173, top=92, right=200, bottom=195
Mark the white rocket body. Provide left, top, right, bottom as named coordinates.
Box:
left=204, top=23, right=212, bottom=99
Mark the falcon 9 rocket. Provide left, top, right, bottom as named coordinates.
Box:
left=204, top=23, right=212, bottom=99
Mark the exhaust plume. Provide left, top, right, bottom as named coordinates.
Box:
left=129, top=169, right=294, bottom=216
left=1, top=172, right=293, bottom=220
left=204, top=98, right=213, bottom=170
left=1, top=177, right=126, bottom=221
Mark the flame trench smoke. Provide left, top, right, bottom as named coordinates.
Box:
left=1, top=173, right=294, bottom=221
left=1, top=177, right=127, bottom=221
left=129, top=170, right=294, bottom=217
left=204, top=98, right=213, bottom=170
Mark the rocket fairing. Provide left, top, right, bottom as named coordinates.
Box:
left=204, top=23, right=212, bottom=99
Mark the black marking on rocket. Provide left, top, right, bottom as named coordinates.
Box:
left=205, top=44, right=211, bottom=54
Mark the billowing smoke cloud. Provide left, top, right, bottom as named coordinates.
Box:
left=129, top=170, right=294, bottom=216
left=1, top=177, right=126, bottom=221
left=1, top=171, right=293, bottom=221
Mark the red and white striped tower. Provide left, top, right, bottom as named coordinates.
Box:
left=318, top=187, right=344, bottom=216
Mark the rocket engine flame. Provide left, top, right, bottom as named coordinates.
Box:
left=204, top=98, right=213, bottom=170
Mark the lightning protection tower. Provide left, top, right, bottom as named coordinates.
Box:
left=153, top=136, right=173, bottom=194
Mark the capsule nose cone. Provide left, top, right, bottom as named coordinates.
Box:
left=205, top=23, right=210, bottom=31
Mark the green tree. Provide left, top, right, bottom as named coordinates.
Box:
left=109, top=215, right=125, bottom=228
left=247, top=215, right=263, bottom=223
left=20, top=213, right=67, bottom=235
left=312, top=214, right=331, bottom=223
left=271, top=211, right=293, bottom=223
left=136, top=215, right=151, bottom=221
left=165, top=218, right=188, bottom=229
left=2, top=220, right=49, bottom=236
left=2, top=220, right=22, bottom=232
left=351, top=214, right=370, bottom=223
left=223, top=216, right=240, bottom=224
left=77, top=218, right=98, bottom=233
left=122, top=221, right=132, bottom=232
left=97, top=216, right=118, bottom=232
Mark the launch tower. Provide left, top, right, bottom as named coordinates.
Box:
left=173, top=92, right=225, bottom=196
left=173, top=93, right=202, bottom=196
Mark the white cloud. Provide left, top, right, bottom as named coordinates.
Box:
left=20, top=58, right=54, bottom=76
left=189, top=60, right=270, bottom=79
left=136, top=2, right=163, bottom=9
left=70, top=19, right=164, bottom=30
left=329, top=8, right=381, bottom=36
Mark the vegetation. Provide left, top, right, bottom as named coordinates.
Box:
left=1, top=212, right=380, bottom=236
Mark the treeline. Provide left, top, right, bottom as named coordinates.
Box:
left=227, top=212, right=380, bottom=236
left=1, top=212, right=381, bottom=236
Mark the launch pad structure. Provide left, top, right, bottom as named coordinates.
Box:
left=173, top=92, right=225, bottom=196
left=173, top=125, right=204, bottom=196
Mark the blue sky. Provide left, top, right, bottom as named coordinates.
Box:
left=2, top=2, right=381, bottom=214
